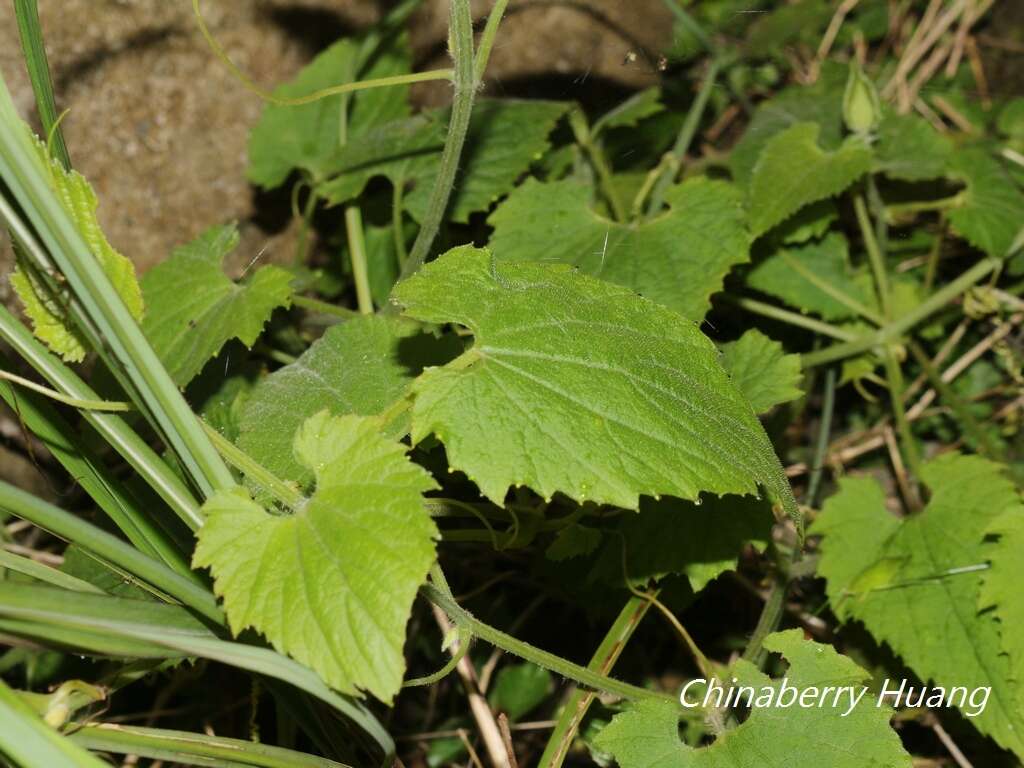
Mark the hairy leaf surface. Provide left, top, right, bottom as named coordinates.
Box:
left=238, top=315, right=460, bottom=487
left=194, top=411, right=438, bottom=703
left=319, top=100, right=568, bottom=222
left=812, top=454, right=1024, bottom=755
left=981, top=508, right=1024, bottom=697
left=393, top=246, right=797, bottom=521
left=947, top=147, right=1024, bottom=258
left=11, top=133, right=144, bottom=362
left=595, top=630, right=911, bottom=767
left=141, top=224, right=293, bottom=387
left=720, top=329, right=803, bottom=414
left=488, top=177, right=749, bottom=320
left=748, top=123, right=872, bottom=238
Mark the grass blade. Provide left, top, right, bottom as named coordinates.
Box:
left=69, top=723, right=352, bottom=768
left=0, top=677, right=108, bottom=768
left=0, top=73, right=233, bottom=497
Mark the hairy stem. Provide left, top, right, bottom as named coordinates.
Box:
left=397, top=0, right=476, bottom=282
left=539, top=595, right=653, bottom=768
left=801, top=257, right=1001, bottom=367
left=422, top=583, right=676, bottom=706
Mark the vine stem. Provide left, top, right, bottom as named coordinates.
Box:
left=538, top=595, right=653, bottom=768
left=422, top=582, right=678, bottom=707
left=741, top=574, right=786, bottom=670
left=644, top=57, right=723, bottom=219
left=192, top=0, right=451, bottom=106
left=0, top=369, right=130, bottom=412
left=397, top=0, right=476, bottom=282
left=474, top=0, right=511, bottom=85
left=345, top=207, right=373, bottom=314
left=727, top=296, right=858, bottom=341
left=801, top=257, right=1001, bottom=367
left=855, top=192, right=892, bottom=319
left=806, top=367, right=837, bottom=507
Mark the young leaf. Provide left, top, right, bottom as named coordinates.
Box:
left=747, top=232, right=871, bottom=321
left=141, top=224, right=293, bottom=387
left=487, top=177, right=750, bottom=321
left=545, top=524, right=603, bottom=562
left=874, top=111, right=952, bottom=181
left=11, top=132, right=143, bottom=362
left=193, top=411, right=439, bottom=703
left=748, top=122, right=872, bottom=238
left=720, top=329, right=803, bottom=414
left=318, top=100, right=568, bottom=222
left=392, top=246, right=798, bottom=522
left=594, top=629, right=911, bottom=768
left=590, top=494, right=774, bottom=592
left=947, top=147, right=1024, bottom=258
left=247, top=33, right=412, bottom=188
left=237, top=316, right=460, bottom=487
left=980, top=509, right=1024, bottom=698
left=812, top=454, right=1024, bottom=756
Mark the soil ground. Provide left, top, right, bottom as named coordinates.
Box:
left=0, top=0, right=673, bottom=278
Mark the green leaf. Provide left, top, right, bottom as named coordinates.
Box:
left=980, top=508, right=1024, bottom=698
left=594, top=629, right=911, bottom=768
left=748, top=123, right=872, bottom=238
left=488, top=177, right=750, bottom=320
left=545, top=524, right=603, bottom=562
left=488, top=663, right=552, bottom=722
left=729, top=66, right=846, bottom=186
left=194, top=411, right=439, bottom=703
left=591, top=494, right=774, bottom=592
left=747, top=232, right=871, bottom=321
left=318, top=100, right=568, bottom=223
left=237, top=315, right=460, bottom=487
left=11, top=132, right=144, bottom=362
left=140, top=224, right=293, bottom=387
left=720, top=329, right=803, bottom=414
left=393, top=246, right=797, bottom=522
left=812, top=454, right=1024, bottom=756
left=874, top=111, right=952, bottom=181
left=947, top=147, right=1024, bottom=258
left=247, top=33, right=412, bottom=188
left=593, top=88, right=664, bottom=136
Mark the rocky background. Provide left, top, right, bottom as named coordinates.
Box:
left=0, top=0, right=673, bottom=278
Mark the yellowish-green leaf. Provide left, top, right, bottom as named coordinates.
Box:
left=11, top=132, right=143, bottom=362
left=193, top=411, right=438, bottom=703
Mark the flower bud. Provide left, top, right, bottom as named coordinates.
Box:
left=843, top=62, right=881, bottom=136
